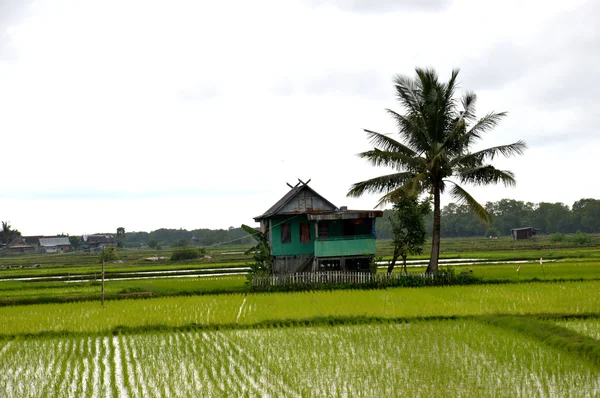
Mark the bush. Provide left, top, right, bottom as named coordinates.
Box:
left=550, top=232, right=566, bottom=243
left=170, top=247, right=200, bottom=261
left=571, top=230, right=591, bottom=245
left=485, top=227, right=499, bottom=238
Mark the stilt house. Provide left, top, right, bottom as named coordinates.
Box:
left=254, top=181, right=382, bottom=274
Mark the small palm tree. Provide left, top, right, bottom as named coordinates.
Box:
left=348, top=68, right=526, bottom=274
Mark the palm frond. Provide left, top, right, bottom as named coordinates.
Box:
left=374, top=173, right=429, bottom=207
left=347, top=172, right=417, bottom=198
left=453, top=141, right=527, bottom=167
left=446, top=181, right=491, bottom=226
left=456, top=165, right=517, bottom=187
left=460, top=91, right=478, bottom=122
left=363, top=129, right=417, bottom=155
left=459, top=111, right=508, bottom=147
left=385, top=109, right=430, bottom=152
left=392, top=74, right=422, bottom=114
left=359, top=149, right=425, bottom=171
left=442, top=68, right=460, bottom=115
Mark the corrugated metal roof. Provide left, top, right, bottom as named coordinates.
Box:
left=87, top=235, right=115, bottom=244
left=307, top=210, right=383, bottom=221
left=254, top=185, right=337, bottom=221
left=39, top=237, right=70, bottom=246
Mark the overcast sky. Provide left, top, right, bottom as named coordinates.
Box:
left=1, top=0, right=598, bottom=236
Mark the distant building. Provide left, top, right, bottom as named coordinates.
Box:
left=39, top=237, right=71, bottom=253
left=12, top=236, right=72, bottom=253
left=254, top=181, right=382, bottom=274
left=511, top=227, right=539, bottom=241
left=22, top=236, right=43, bottom=246
left=85, top=234, right=116, bottom=251
left=7, top=238, right=35, bottom=253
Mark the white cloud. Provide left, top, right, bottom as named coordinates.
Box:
left=1, top=0, right=599, bottom=235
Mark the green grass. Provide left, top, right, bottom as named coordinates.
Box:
left=1, top=235, right=599, bottom=306
left=389, top=260, right=600, bottom=281
left=1, top=281, right=599, bottom=336
left=556, top=319, right=600, bottom=341
left=0, top=260, right=247, bottom=279
left=0, top=276, right=248, bottom=305
left=483, top=316, right=600, bottom=366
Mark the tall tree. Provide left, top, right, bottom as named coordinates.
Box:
left=388, top=196, right=430, bottom=274
left=0, top=221, right=20, bottom=247
left=348, top=68, right=526, bottom=273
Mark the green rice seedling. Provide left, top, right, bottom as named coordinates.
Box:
left=4, top=321, right=597, bottom=397
left=556, top=318, right=600, bottom=341
left=1, top=281, right=600, bottom=335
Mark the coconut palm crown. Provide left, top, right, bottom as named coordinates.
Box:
left=348, top=68, right=526, bottom=274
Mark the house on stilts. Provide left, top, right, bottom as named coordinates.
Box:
left=254, top=180, right=383, bottom=274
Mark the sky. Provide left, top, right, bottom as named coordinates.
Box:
left=1, top=0, right=598, bottom=236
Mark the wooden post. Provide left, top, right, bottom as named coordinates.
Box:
left=101, top=257, right=105, bottom=306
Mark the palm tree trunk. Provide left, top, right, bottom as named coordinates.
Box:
left=426, top=183, right=441, bottom=274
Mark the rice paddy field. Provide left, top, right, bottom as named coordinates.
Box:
left=1, top=238, right=600, bottom=396
left=0, top=282, right=599, bottom=396
left=1, top=321, right=599, bottom=397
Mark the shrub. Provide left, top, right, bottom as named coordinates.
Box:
left=571, top=230, right=591, bottom=245
left=170, top=247, right=200, bottom=261
left=550, top=232, right=566, bottom=243
left=485, top=227, right=499, bottom=238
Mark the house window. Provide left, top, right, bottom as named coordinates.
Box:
left=281, top=223, right=291, bottom=243
left=318, top=222, right=328, bottom=239
left=300, top=223, right=310, bottom=243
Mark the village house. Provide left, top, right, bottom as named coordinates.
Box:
left=84, top=234, right=116, bottom=251
left=39, top=237, right=71, bottom=253
left=12, top=236, right=72, bottom=253
left=7, top=238, right=35, bottom=253
left=254, top=181, right=382, bottom=274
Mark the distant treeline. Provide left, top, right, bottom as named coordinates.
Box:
left=125, top=227, right=255, bottom=248
left=376, top=198, right=600, bottom=239
left=122, top=198, right=600, bottom=247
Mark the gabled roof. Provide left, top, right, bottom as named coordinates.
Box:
left=8, top=238, right=29, bottom=247
left=39, top=237, right=70, bottom=247
left=511, top=227, right=540, bottom=231
left=22, top=236, right=42, bottom=245
left=87, top=235, right=115, bottom=244
left=254, top=184, right=337, bottom=221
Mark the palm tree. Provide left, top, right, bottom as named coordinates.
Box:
left=348, top=68, right=526, bottom=274
left=1, top=221, right=19, bottom=247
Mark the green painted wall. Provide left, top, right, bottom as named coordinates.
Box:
left=270, top=215, right=315, bottom=256
left=314, top=237, right=376, bottom=257
left=270, top=216, right=378, bottom=258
